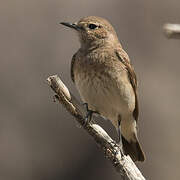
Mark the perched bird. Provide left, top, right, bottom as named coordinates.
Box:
left=60, top=16, right=145, bottom=162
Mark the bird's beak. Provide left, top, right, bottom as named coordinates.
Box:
left=60, top=22, right=80, bottom=31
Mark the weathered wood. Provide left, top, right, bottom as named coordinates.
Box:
left=47, top=75, right=146, bottom=180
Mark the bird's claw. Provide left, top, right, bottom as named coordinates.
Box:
left=83, top=103, right=97, bottom=125
left=112, top=141, right=124, bottom=157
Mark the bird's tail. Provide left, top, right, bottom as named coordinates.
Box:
left=122, top=135, right=145, bottom=162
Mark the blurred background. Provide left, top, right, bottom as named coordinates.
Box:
left=1, top=0, right=180, bottom=179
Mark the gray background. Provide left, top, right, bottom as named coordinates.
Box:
left=1, top=0, right=180, bottom=179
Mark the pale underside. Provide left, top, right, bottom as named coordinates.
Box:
left=73, top=54, right=137, bottom=142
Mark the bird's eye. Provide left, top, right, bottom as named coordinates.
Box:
left=88, top=24, right=98, bottom=29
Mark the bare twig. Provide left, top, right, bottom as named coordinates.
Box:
left=163, top=23, right=180, bottom=39
left=47, top=74, right=146, bottom=180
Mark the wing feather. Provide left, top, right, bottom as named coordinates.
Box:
left=115, top=48, right=139, bottom=121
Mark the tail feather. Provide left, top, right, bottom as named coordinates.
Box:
left=122, top=135, right=145, bottom=162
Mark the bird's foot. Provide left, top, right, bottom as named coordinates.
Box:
left=111, top=140, right=124, bottom=158
left=117, top=141, right=124, bottom=156
left=83, top=103, right=97, bottom=125
left=117, top=115, right=124, bottom=156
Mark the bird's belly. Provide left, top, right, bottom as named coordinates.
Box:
left=74, top=71, right=135, bottom=126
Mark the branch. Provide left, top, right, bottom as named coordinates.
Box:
left=47, top=75, right=146, bottom=180
left=163, top=23, right=180, bottom=39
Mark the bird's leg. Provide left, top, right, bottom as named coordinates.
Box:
left=83, top=103, right=97, bottom=125
left=118, top=115, right=124, bottom=154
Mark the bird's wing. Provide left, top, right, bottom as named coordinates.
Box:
left=115, top=48, right=139, bottom=121
left=71, top=53, right=77, bottom=82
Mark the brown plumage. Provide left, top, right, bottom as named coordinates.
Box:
left=61, top=16, right=145, bottom=161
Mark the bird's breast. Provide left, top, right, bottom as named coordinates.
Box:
left=73, top=57, right=135, bottom=122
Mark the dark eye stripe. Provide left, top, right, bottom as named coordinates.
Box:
left=88, top=24, right=98, bottom=29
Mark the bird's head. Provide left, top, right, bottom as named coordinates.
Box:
left=60, top=16, right=119, bottom=49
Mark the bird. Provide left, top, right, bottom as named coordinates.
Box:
left=60, top=16, right=145, bottom=162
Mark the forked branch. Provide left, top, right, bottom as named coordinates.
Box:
left=47, top=75, right=146, bottom=180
